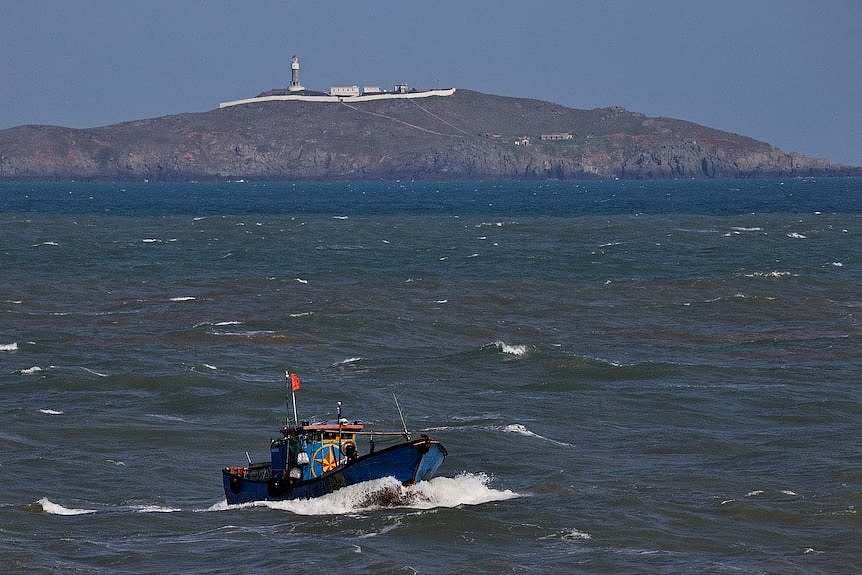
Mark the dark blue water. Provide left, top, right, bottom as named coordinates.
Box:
left=1, top=179, right=860, bottom=574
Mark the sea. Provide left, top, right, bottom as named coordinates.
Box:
left=0, top=178, right=859, bottom=574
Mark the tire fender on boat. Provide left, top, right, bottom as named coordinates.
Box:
left=268, top=477, right=284, bottom=497
left=229, top=474, right=242, bottom=494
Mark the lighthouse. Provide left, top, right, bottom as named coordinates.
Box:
left=288, top=55, right=304, bottom=92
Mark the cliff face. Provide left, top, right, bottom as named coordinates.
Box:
left=0, top=90, right=853, bottom=180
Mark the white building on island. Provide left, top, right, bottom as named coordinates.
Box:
left=218, top=54, right=455, bottom=108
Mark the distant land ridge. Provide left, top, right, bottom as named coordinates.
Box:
left=1, top=89, right=858, bottom=180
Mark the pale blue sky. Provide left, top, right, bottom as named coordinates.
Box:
left=1, top=0, right=860, bottom=165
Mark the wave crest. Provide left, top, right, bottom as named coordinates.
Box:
left=36, top=497, right=96, bottom=516
left=489, top=341, right=530, bottom=357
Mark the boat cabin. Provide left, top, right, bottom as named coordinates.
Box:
left=271, top=421, right=365, bottom=481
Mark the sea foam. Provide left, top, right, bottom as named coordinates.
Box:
left=211, top=472, right=518, bottom=516
left=0, top=342, right=18, bottom=351
left=37, top=497, right=96, bottom=516
left=491, top=341, right=529, bottom=356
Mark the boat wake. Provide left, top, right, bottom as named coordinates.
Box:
left=208, top=472, right=518, bottom=516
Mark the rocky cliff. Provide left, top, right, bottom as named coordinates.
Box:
left=0, top=89, right=855, bottom=180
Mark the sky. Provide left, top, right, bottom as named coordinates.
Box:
left=1, top=0, right=860, bottom=166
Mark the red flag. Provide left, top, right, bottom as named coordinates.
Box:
left=290, top=372, right=301, bottom=392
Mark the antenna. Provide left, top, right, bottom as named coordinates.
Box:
left=392, top=392, right=411, bottom=440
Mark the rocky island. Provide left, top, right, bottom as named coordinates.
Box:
left=0, top=81, right=857, bottom=180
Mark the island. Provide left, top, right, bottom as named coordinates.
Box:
left=1, top=56, right=857, bottom=181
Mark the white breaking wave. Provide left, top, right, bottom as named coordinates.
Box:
left=169, top=296, right=196, bottom=302
left=209, top=473, right=517, bottom=516
left=333, top=357, right=363, bottom=366
left=37, top=498, right=96, bottom=516
left=38, top=408, right=62, bottom=415
left=1, top=342, right=18, bottom=351
left=37, top=498, right=179, bottom=515
left=18, top=366, right=42, bottom=375
left=540, top=528, right=593, bottom=541
left=491, top=341, right=529, bottom=357
left=787, top=232, right=807, bottom=239
left=743, top=271, right=795, bottom=279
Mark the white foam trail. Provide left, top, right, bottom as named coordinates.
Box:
left=333, top=357, right=363, bottom=366
left=18, top=366, right=42, bottom=375
left=80, top=367, right=108, bottom=377
left=289, top=312, right=314, bottom=318
left=295, top=278, right=308, bottom=284
left=746, top=490, right=765, bottom=497
left=730, top=227, right=762, bottom=232
left=146, top=414, right=192, bottom=423
left=132, top=505, right=181, bottom=513
left=0, top=342, right=18, bottom=351
left=214, top=321, right=242, bottom=326
left=39, top=408, right=62, bottom=415
left=203, top=364, right=218, bottom=370
left=502, top=424, right=573, bottom=447
left=332, top=216, right=349, bottom=220
left=142, top=238, right=162, bottom=243
left=169, top=296, right=196, bottom=302
left=38, top=498, right=96, bottom=516
left=787, top=232, right=807, bottom=239
left=32, top=241, right=59, bottom=247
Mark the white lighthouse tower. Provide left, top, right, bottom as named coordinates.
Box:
left=288, top=55, right=304, bottom=92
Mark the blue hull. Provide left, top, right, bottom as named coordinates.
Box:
left=223, top=437, right=446, bottom=505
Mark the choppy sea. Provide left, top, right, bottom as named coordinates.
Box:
left=1, top=179, right=860, bottom=574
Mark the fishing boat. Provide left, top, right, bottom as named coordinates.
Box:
left=222, top=372, right=447, bottom=505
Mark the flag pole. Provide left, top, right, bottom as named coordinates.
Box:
left=284, top=370, right=290, bottom=427
left=288, top=371, right=300, bottom=427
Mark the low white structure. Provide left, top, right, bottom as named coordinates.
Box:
left=219, top=88, right=456, bottom=109
left=541, top=133, right=573, bottom=141
left=218, top=54, right=456, bottom=109
left=330, top=85, right=361, bottom=97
